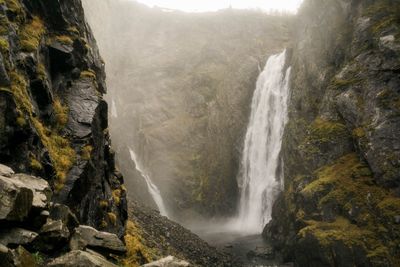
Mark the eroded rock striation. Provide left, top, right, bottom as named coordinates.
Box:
left=264, top=0, right=400, bottom=266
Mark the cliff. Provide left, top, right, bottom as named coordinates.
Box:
left=82, top=0, right=291, bottom=220
left=0, top=0, right=127, bottom=236
left=264, top=0, right=400, bottom=266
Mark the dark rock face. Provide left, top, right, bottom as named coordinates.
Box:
left=0, top=164, right=125, bottom=266
left=0, top=0, right=126, bottom=237
left=264, top=0, right=400, bottom=266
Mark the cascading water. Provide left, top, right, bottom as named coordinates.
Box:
left=128, top=147, right=168, bottom=217
left=236, top=50, right=291, bottom=234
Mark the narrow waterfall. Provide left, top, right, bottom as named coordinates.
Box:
left=236, top=50, right=291, bottom=233
left=111, top=98, right=118, bottom=118
left=128, top=147, right=168, bottom=216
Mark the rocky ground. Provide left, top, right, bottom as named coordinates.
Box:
left=0, top=164, right=126, bottom=266
left=126, top=201, right=239, bottom=267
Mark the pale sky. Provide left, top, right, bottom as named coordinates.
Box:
left=134, top=0, right=303, bottom=13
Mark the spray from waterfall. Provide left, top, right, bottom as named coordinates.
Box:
left=128, top=147, right=168, bottom=217
left=235, top=50, right=291, bottom=234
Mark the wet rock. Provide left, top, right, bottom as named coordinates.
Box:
left=47, top=249, right=118, bottom=267
left=0, top=228, right=38, bottom=247
left=0, top=164, right=14, bottom=177
left=246, top=246, right=275, bottom=260
left=33, top=219, right=70, bottom=252
left=142, top=256, right=191, bottom=267
left=69, top=225, right=126, bottom=255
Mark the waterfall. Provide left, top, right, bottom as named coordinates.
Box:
left=236, top=50, right=291, bottom=233
left=111, top=98, right=118, bottom=118
left=128, top=147, right=168, bottom=216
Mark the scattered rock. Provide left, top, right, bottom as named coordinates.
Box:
left=142, top=256, right=191, bottom=267
left=49, top=203, right=79, bottom=231
left=0, top=228, right=38, bottom=247
left=47, top=250, right=118, bottom=267
left=246, top=246, right=275, bottom=260
left=33, top=219, right=70, bottom=252
left=69, top=225, right=126, bottom=255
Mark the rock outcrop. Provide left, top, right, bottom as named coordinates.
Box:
left=264, top=0, right=400, bottom=266
left=0, top=0, right=126, bottom=237
left=0, top=164, right=125, bottom=266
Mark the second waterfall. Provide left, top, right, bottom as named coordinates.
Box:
left=236, top=50, right=291, bottom=233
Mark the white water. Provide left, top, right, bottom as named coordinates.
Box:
left=235, top=50, right=291, bottom=234
left=128, top=147, right=168, bottom=216
left=111, top=99, right=118, bottom=118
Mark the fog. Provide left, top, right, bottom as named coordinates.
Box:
left=82, top=0, right=291, bottom=226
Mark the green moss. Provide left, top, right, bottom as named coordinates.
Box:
left=99, top=200, right=108, bottom=209
left=377, top=197, right=400, bottom=220
left=308, top=117, right=347, bottom=142
left=19, top=16, right=45, bottom=52
left=53, top=98, right=68, bottom=129
left=107, top=212, right=117, bottom=226
left=364, top=0, right=400, bottom=35
left=36, top=63, right=46, bottom=81
left=0, top=37, right=9, bottom=53
left=32, top=118, right=76, bottom=191
left=54, top=35, right=74, bottom=45
left=332, top=77, right=362, bottom=89
left=10, top=71, right=33, bottom=115
left=112, top=189, right=121, bottom=206
left=80, top=69, right=96, bottom=79
left=302, top=154, right=386, bottom=210
left=352, top=127, right=366, bottom=138
left=123, top=220, right=158, bottom=267
left=16, top=115, right=26, bottom=127
left=30, top=157, right=43, bottom=171
left=299, top=117, right=349, bottom=156
left=299, top=217, right=390, bottom=261
left=81, top=145, right=93, bottom=160
left=5, top=0, right=25, bottom=21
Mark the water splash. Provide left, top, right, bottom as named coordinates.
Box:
left=128, top=147, right=168, bottom=216
left=235, top=50, right=291, bottom=233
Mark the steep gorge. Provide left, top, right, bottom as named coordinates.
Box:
left=82, top=0, right=291, bottom=220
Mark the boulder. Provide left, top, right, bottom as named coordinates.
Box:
left=0, top=170, right=51, bottom=222
left=33, top=219, right=70, bottom=252
left=0, top=164, right=14, bottom=177
left=9, top=246, right=36, bottom=267
left=49, top=203, right=79, bottom=231
left=0, top=176, right=33, bottom=222
left=47, top=250, right=118, bottom=267
left=12, top=174, right=52, bottom=209
left=0, top=228, right=38, bottom=247
left=69, top=225, right=126, bottom=255
left=141, top=256, right=191, bottom=267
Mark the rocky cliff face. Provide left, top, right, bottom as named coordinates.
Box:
left=265, top=0, right=400, bottom=266
left=0, top=0, right=126, bottom=237
left=82, top=0, right=291, bottom=219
